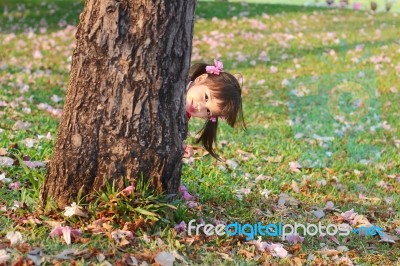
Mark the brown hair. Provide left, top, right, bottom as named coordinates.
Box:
left=188, top=62, right=245, bottom=159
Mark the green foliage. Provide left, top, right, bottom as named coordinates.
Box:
left=92, top=178, right=178, bottom=226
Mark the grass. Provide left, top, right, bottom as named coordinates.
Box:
left=1, top=0, right=400, bottom=265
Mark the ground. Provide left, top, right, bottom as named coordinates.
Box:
left=0, top=0, right=399, bottom=265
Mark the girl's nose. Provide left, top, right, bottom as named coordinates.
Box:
left=197, top=102, right=204, bottom=111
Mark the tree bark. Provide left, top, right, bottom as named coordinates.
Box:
left=40, top=0, right=195, bottom=208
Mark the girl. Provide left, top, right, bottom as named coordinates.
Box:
left=185, top=59, right=245, bottom=159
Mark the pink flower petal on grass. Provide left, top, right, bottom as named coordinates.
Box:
left=49, top=226, right=63, bottom=236
left=235, top=188, right=251, bottom=200
left=341, top=209, right=358, bottom=224
left=325, top=201, right=335, bottom=210
left=270, top=66, right=278, bottom=74
left=250, top=238, right=288, bottom=258
left=0, top=156, right=14, bottom=166
left=121, top=185, right=134, bottom=196
left=186, top=201, right=198, bottom=208
left=50, top=226, right=81, bottom=245
left=0, top=173, right=11, bottom=183
left=174, top=221, right=187, bottom=233
left=111, top=230, right=133, bottom=245
left=23, top=161, right=46, bottom=169
left=62, top=226, right=71, bottom=245
left=179, top=185, right=193, bottom=200
left=37, top=103, right=63, bottom=118
left=123, top=230, right=133, bottom=239
left=8, top=182, right=21, bottom=190
left=289, top=161, right=301, bottom=172
left=182, top=191, right=192, bottom=200
left=250, top=238, right=269, bottom=252
left=352, top=2, right=362, bottom=10
left=0, top=249, right=10, bottom=263
left=33, top=50, right=42, bottom=59
left=267, top=243, right=288, bottom=258
left=286, top=234, right=305, bottom=244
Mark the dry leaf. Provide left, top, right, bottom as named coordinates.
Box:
left=266, top=155, right=283, bottom=163
left=226, top=159, right=239, bottom=169
left=336, top=246, right=349, bottom=252
left=0, top=156, right=14, bottom=166
left=154, top=251, right=175, bottom=266
left=379, top=232, right=400, bottom=243
left=6, top=231, right=24, bottom=246
left=55, top=249, right=76, bottom=260
left=278, top=193, right=299, bottom=207
left=63, top=202, right=88, bottom=218
left=125, top=256, right=139, bottom=266
left=312, top=208, right=325, bottom=219
left=291, top=180, right=300, bottom=193
left=12, top=120, right=31, bottom=130
left=239, top=249, right=255, bottom=258
left=0, top=250, right=10, bottom=264
left=26, top=248, right=44, bottom=266
left=216, top=252, right=233, bottom=261
left=172, top=251, right=189, bottom=265
left=317, top=249, right=340, bottom=256
left=0, top=148, right=7, bottom=156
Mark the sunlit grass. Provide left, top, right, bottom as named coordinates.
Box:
left=0, top=0, right=399, bottom=265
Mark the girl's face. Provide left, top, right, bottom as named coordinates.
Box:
left=186, top=74, right=222, bottom=119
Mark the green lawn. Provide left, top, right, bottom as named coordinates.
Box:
left=0, top=0, right=399, bottom=265
left=233, top=0, right=400, bottom=12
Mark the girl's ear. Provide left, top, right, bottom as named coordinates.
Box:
left=194, top=74, right=208, bottom=84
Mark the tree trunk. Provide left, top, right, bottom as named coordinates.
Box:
left=40, top=0, right=195, bottom=208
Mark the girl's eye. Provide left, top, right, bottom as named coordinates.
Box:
left=205, top=94, right=209, bottom=102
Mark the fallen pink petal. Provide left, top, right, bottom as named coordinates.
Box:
left=174, top=221, right=187, bottom=233
left=121, top=185, right=134, bottom=196
left=23, top=161, right=47, bottom=169
left=289, top=161, right=301, bottom=172
left=250, top=238, right=269, bottom=252
left=50, top=226, right=82, bottom=245
left=179, top=185, right=193, bottom=200
left=286, top=234, right=305, bottom=244
left=8, top=181, right=21, bottom=190
left=182, top=191, right=193, bottom=200
left=267, top=243, right=288, bottom=258
left=341, top=209, right=359, bottom=225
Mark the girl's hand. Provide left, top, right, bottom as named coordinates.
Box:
left=183, top=144, right=194, bottom=158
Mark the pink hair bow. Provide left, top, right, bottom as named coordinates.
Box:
left=206, top=59, right=224, bottom=75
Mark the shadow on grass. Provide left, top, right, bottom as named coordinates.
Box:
left=0, top=0, right=83, bottom=33
left=0, top=0, right=330, bottom=34
left=196, top=1, right=326, bottom=19
left=228, top=37, right=400, bottom=72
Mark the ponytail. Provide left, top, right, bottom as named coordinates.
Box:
left=196, top=118, right=221, bottom=160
